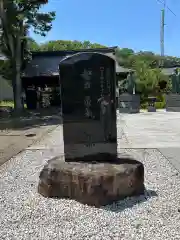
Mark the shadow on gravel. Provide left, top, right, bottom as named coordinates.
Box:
left=102, top=189, right=158, bottom=213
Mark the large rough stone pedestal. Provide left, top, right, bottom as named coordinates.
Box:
left=165, top=94, right=180, bottom=112
left=38, top=153, right=144, bottom=207
left=119, top=93, right=140, bottom=114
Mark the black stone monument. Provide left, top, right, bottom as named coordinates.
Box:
left=59, top=52, right=117, bottom=160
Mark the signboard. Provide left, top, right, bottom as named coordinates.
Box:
left=59, top=52, right=117, bottom=160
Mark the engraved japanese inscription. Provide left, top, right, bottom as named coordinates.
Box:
left=59, top=52, right=117, bottom=160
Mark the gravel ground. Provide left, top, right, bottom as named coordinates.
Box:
left=1, top=125, right=180, bottom=239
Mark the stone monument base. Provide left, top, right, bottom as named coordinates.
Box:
left=38, top=153, right=145, bottom=207
left=119, top=93, right=140, bottom=114
left=165, top=94, right=180, bottom=112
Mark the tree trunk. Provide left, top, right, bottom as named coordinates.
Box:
left=0, top=1, right=24, bottom=112
left=12, top=64, right=22, bottom=111
left=13, top=39, right=23, bottom=112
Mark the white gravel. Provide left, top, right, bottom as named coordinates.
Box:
left=1, top=126, right=180, bottom=239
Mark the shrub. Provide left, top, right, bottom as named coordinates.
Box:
left=140, top=102, right=148, bottom=109
left=155, top=101, right=165, bottom=109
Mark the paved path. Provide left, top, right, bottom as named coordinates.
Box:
left=0, top=115, right=61, bottom=166
left=3, top=111, right=180, bottom=171
left=120, top=111, right=180, bottom=172
left=27, top=111, right=180, bottom=159
left=120, top=111, right=180, bottom=148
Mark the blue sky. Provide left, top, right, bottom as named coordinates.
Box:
left=31, top=0, right=180, bottom=57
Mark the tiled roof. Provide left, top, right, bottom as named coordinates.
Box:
left=31, top=47, right=118, bottom=57
left=24, top=55, right=65, bottom=77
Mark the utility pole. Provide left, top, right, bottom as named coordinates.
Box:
left=157, top=0, right=176, bottom=67
left=160, top=0, right=166, bottom=67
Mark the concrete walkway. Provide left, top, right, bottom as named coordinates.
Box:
left=2, top=111, right=180, bottom=172
left=0, top=115, right=61, bottom=166
left=119, top=111, right=180, bottom=172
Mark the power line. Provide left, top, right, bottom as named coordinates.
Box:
left=156, top=0, right=176, bottom=16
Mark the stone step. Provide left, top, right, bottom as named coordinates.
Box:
left=119, top=107, right=140, bottom=114
left=166, top=107, right=180, bottom=112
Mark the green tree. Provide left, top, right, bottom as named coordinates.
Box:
left=0, top=0, right=55, bottom=111
left=27, top=37, right=40, bottom=51
left=116, top=48, right=134, bottom=66
left=29, top=40, right=107, bottom=52
left=116, top=48, right=134, bottom=58
left=116, top=47, right=180, bottom=69
left=133, top=60, right=168, bottom=100
left=116, top=48, right=171, bottom=100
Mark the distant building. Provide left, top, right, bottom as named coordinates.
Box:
left=23, top=47, right=133, bottom=88
left=0, top=47, right=133, bottom=102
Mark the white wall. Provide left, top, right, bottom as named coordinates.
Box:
left=0, top=76, right=13, bottom=101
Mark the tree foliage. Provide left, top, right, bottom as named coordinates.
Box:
left=0, top=0, right=55, bottom=110
left=134, top=61, right=168, bottom=98
left=115, top=47, right=173, bottom=98
left=29, top=40, right=107, bottom=52
left=116, top=47, right=180, bottom=69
